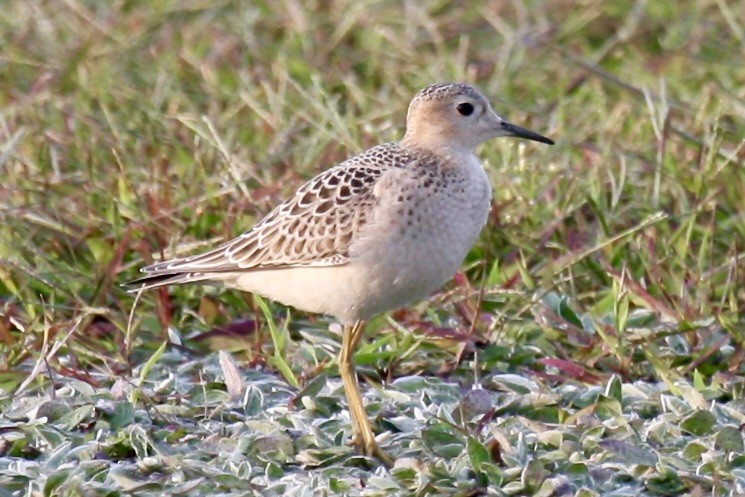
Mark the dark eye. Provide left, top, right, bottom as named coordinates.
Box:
left=456, top=102, right=474, bottom=116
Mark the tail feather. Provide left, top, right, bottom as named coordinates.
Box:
left=124, top=271, right=214, bottom=292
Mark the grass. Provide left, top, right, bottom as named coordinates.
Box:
left=1, top=0, right=744, bottom=495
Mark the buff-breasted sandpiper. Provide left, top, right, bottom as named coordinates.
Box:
left=128, top=82, right=554, bottom=466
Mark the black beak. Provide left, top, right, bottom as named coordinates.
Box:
left=501, top=121, right=554, bottom=145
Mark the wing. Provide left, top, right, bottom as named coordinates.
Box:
left=134, top=143, right=418, bottom=281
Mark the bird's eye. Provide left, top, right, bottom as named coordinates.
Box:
left=456, top=102, right=474, bottom=116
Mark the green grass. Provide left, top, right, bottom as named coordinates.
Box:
left=1, top=0, right=744, bottom=495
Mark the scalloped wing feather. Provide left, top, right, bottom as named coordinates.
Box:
left=138, top=143, right=421, bottom=277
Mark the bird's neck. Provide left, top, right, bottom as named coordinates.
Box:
left=400, top=136, right=476, bottom=163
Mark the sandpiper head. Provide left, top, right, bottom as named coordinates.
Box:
left=402, top=82, right=554, bottom=152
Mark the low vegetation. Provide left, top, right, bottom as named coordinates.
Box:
left=1, top=0, right=743, bottom=495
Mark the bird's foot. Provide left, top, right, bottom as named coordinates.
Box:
left=352, top=432, right=394, bottom=468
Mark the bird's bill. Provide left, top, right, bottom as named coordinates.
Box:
left=500, top=121, right=554, bottom=145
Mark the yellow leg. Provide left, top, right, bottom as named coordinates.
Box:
left=339, top=321, right=394, bottom=467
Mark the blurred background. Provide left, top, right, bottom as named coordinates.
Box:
left=1, top=0, right=744, bottom=493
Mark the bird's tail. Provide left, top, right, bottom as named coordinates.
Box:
left=123, top=271, right=214, bottom=293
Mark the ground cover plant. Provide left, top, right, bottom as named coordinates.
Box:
left=1, top=0, right=744, bottom=495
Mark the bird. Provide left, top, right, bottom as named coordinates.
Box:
left=127, top=82, right=554, bottom=466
